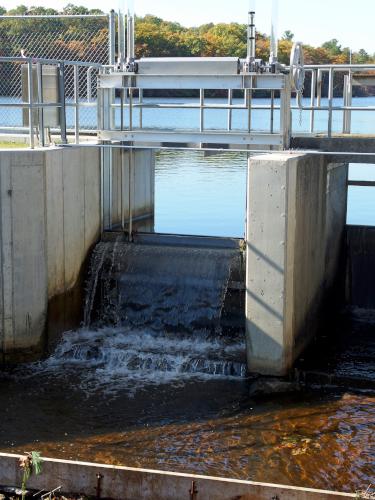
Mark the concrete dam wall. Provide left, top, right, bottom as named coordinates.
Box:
left=0, top=147, right=154, bottom=362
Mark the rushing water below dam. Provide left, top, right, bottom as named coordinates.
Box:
left=0, top=241, right=374, bottom=493
left=0, top=97, right=374, bottom=494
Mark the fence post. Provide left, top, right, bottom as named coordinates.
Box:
left=108, top=10, right=116, bottom=65
left=27, top=59, right=35, bottom=149
left=59, top=62, right=67, bottom=144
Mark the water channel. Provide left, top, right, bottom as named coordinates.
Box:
left=0, top=96, right=374, bottom=495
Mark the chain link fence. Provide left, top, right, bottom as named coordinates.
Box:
left=0, top=14, right=112, bottom=133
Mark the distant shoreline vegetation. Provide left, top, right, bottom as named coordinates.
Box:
left=0, top=4, right=374, bottom=97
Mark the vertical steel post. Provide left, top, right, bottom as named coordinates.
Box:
left=246, top=84, right=252, bottom=133
left=139, top=88, right=143, bottom=129
left=27, top=59, right=35, bottom=149
left=118, top=10, right=125, bottom=65
left=129, top=88, right=133, bottom=131
left=343, top=72, right=353, bottom=134
left=199, top=89, right=204, bottom=132
left=98, top=86, right=113, bottom=230
left=74, top=65, right=80, bottom=144
left=280, top=75, right=291, bottom=149
left=36, top=62, right=45, bottom=147
left=108, top=10, right=116, bottom=65
left=270, top=90, right=275, bottom=134
left=327, top=67, right=334, bottom=138
left=317, top=69, right=322, bottom=107
left=59, top=62, right=67, bottom=144
left=227, top=89, right=232, bottom=131
left=309, top=69, right=316, bottom=133
left=128, top=147, right=134, bottom=242
left=109, top=10, right=116, bottom=131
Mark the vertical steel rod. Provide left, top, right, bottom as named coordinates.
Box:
left=36, top=62, right=45, bottom=147
left=59, top=62, right=67, bottom=144
left=128, top=147, right=134, bottom=242
left=120, top=89, right=124, bottom=131
left=121, top=148, right=125, bottom=230
left=246, top=86, right=252, bottom=133
left=270, top=90, right=275, bottom=133
left=317, top=69, right=322, bottom=107
left=139, top=88, right=143, bottom=129
left=327, top=67, right=334, bottom=138
left=309, top=69, right=316, bottom=133
left=108, top=10, right=116, bottom=65
left=74, top=65, right=80, bottom=144
left=199, top=89, right=204, bottom=132
left=129, top=88, right=133, bottom=130
left=227, top=89, right=232, bottom=131
left=27, top=59, right=35, bottom=149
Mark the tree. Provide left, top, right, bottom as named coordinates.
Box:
left=282, top=30, right=294, bottom=41
left=322, top=39, right=342, bottom=56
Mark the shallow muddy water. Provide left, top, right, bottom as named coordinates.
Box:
left=0, top=371, right=373, bottom=493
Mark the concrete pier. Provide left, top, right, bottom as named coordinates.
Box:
left=0, top=146, right=155, bottom=362
left=245, top=153, right=348, bottom=376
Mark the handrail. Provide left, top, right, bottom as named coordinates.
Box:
left=0, top=56, right=102, bottom=68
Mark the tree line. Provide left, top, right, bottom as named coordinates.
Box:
left=0, top=4, right=374, bottom=97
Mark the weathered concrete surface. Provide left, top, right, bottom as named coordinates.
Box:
left=291, top=135, right=375, bottom=163
left=0, top=147, right=101, bottom=362
left=0, top=453, right=356, bottom=499
left=246, top=153, right=348, bottom=376
left=346, top=225, right=375, bottom=308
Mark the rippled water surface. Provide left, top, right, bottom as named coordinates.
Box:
left=0, top=372, right=373, bottom=493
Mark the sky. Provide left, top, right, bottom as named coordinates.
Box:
left=1, top=0, right=374, bottom=53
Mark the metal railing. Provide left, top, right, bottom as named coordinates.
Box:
left=1, top=57, right=375, bottom=148
left=0, top=56, right=102, bottom=147
left=0, top=12, right=115, bottom=137
left=295, top=64, right=375, bottom=137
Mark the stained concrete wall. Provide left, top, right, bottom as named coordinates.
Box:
left=0, top=146, right=156, bottom=362
left=0, top=453, right=356, bottom=499
left=246, top=153, right=348, bottom=376
left=0, top=147, right=101, bottom=361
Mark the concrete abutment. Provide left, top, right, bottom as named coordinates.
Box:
left=245, top=153, right=348, bottom=376
left=0, top=146, right=154, bottom=362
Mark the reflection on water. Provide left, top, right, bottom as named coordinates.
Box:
left=155, top=150, right=248, bottom=237
left=155, top=152, right=375, bottom=238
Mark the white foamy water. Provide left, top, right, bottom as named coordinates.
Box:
left=25, top=327, right=247, bottom=395
left=19, top=241, right=247, bottom=395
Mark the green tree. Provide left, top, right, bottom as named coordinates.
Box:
left=322, top=38, right=342, bottom=56
left=282, top=30, right=294, bottom=41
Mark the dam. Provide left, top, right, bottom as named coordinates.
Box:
left=0, top=1, right=374, bottom=498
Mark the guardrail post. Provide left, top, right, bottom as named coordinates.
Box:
left=309, top=69, right=316, bottom=133
left=108, top=10, right=116, bottom=65
left=343, top=73, right=352, bottom=134
left=327, top=67, right=334, bottom=138
left=74, top=65, right=80, bottom=144
left=36, top=62, right=45, bottom=147
left=27, top=59, right=35, bottom=149
left=59, top=61, right=67, bottom=144
left=280, top=75, right=291, bottom=148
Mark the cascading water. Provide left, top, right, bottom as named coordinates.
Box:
left=30, top=241, right=247, bottom=394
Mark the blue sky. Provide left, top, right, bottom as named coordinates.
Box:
left=2, top=0, right=375, bottom=53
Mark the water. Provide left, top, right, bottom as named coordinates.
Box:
left=1, top=95, right=374, bottom=236
left=0, top=97, right=374, bottom=492
left=0, top=242, right=374, bottom=492
left=22, top=241, right=247, bottom=395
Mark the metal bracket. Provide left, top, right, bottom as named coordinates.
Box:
left=189, top=480, right=198, bottom=500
